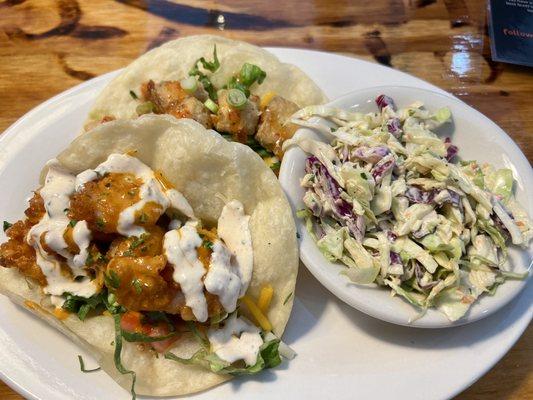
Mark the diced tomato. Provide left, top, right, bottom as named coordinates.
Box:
left=121, top=311, right=178, bottom=352
left=120, top=311, right=143, bottom=332
left=148, top=324, right=178, bottom=353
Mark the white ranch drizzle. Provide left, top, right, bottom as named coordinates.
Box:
left=216, top=200, right=254, bottom=297
left=163, top=222, right=208, bottom=322
left=76, top=154, right=194, bottom=237
left=207, top=314, right=263, bottom=366
left=27, top=160, right=95, bottom=298
left=203, top=240, right=242, bottom=313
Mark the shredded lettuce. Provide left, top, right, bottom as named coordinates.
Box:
left=165, top=333, right=281, bottom=375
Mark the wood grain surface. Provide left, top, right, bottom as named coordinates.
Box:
left=0, top=0, right=531, bottom=399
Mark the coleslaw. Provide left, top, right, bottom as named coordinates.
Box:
left=285, top=95, right=532, bottom=321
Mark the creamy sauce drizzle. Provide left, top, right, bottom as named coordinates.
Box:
left=76, top=154, right=194, bottom=237
left=216, top=200, right=254, bottom=297
left=207, top=314, right=263, bottom=366
left=163, top=222, right=208, bottom=322
left=164, top=200, right=253, bottom=319
left=27, top=160, right=95, bottom=297
left=26, top=154, right=256, bottom=336
left=204, top=240, right=242, bottom=313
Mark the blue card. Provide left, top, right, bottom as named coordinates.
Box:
left=489, top=0, right=533, bottom=67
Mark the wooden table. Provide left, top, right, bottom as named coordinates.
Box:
left=0, top=0, right=531, bottom=398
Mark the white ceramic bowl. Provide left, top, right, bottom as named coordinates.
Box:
left=279, top=85, right=533, bottom=328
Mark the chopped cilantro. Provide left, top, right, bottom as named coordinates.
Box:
left=129, top=90, right=138, bottom=100
left=138, top=213, right=148, bottom=224
left=104, top=270, right=121, bottom=289
left=203, top=240, right=214, bottom=250
left=69, top=220, right=78, bottom=228
left=63, top=292, right=106, bottom=321
left=77, top=355, right=101, bottom=373
left=96, top=218, right=106, bottom=230
left=3, top=221, right=12, bottom=232
left=112, top=314, right=137, bottom=399
left=130, top=234, right=149, bottom=250
left=283, top=292, right=293, bottom=305
left=132, top=278, right=142, bottom=294
left=270, top=161, right=281, bottom=171
left=86, top=252, right=94, bottom=266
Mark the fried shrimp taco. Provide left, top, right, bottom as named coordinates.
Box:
left=0, top=115, right=298, bottom=397
left=86, top=35, right=327, bottom=171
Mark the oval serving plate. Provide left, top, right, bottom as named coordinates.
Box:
left=0, top=49, right=531, bottom=400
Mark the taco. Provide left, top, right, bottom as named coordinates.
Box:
left=0, top=115, right=298, bottom=397
left=85, top=35, right=328, bottom=170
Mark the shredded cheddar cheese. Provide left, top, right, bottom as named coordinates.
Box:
left=154, top=170, right=174, bottom=190
left=241, top=295, right=272, bottom=332
left=24, top=300, right=40, bottom=311
left=260, top=91, right=276, bottom=109
left=53, top=307, right=70, bottom=320
left=257, top=284, right=274, bottom=313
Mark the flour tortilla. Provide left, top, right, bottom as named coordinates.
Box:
left=86, top=34, right=327, bottom=127
left=0, top=115, right=299, bottom=396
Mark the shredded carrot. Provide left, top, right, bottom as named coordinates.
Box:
left=257, top=284, right=274, bottom=313
left=260, top=91, right=276, bottom=109
left=241, top=295, right=272, bottom=332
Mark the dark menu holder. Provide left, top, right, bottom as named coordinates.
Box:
left=488, top=0, right=533, bottom=67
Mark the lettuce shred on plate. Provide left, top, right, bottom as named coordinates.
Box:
left=287, top=94, right=532, bottom=321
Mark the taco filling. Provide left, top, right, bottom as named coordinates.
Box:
left=1, top=152, right=289, bottom=398
left=126, top=48, right=299, bottom=170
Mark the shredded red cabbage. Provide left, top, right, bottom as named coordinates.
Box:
left=386, top=117, right=401, bottom=137
left=444, top=137, right=459, bottom=161
left=371, top=156, right=395, bottom=184
left=376, top=94, right=396, bottom=111
left=305, top=156, right=365, bottom=241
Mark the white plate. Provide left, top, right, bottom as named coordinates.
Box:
left=0, top=48, right=531, bottom=400
left=279, top=85, right=532, bottom=328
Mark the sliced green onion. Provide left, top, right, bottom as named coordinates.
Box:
left=227, top=88, right=247, bottom=109
left=180, top=76, right=198, bottom=94
left=136, top=101, right=154, bottom=115
left=204, top=98, right=219, bottom=114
